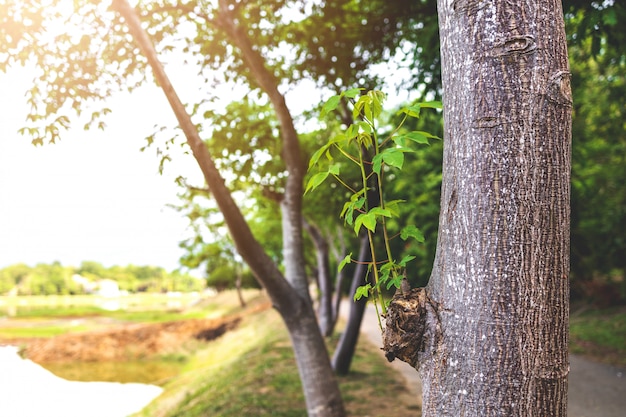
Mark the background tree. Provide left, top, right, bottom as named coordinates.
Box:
left=178, top=216, right=259, bottom=306
left=566, top=5, right=626, bottom=305
left=0, top=261, right=204, bottom=295
left=0, top=263, right=30, bottom=295
left=382, top=1, right=572, bottom=415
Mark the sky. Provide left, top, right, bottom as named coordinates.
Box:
left=0, top=66, right=204, bottom=271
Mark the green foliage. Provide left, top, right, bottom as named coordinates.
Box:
left=564, top=0, right=626, bottom=59
left=308, top=89, right=440, bottom=314
left=566, top=11, right=626, bottom=298
left=173, top=195, right=265, bottom=292
left=204, top=264, right=258, bottom=292
left=0, top=261, right=204, bottom=296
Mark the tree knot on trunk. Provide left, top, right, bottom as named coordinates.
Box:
left=382, top=287, right=441, bottom=370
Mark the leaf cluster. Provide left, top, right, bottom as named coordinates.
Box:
left=307, top=89, right=440, bottom=314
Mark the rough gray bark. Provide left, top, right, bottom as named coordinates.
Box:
left=111, top=1, right=345, bottom=416
left=384, top=0, right=571, bottom=415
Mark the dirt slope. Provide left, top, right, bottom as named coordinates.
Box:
left=23, top=316, right=241, bottom=362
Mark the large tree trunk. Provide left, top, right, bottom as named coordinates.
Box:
left=383, top=0, right=571, bottom=415
left=112, top=1, right=345, bottom=416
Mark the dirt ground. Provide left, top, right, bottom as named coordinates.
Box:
left=22, top=316, right=241, bottom=362
left=4, top=301, right=271, bottom=363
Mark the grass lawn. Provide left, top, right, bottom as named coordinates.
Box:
left=570, top=306, right=626, bottom=368
left=135, top=307, right=419, bottom=417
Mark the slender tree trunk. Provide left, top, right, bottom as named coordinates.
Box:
left=235, top=269, right=246, bottom=308
left=331, top=235, right=370, bottom=375
left=330, top=227, right=347, bottom=327
left=331, top=269, right=344, bottom=329
left=112, top=1, right=345, bottom=416
left=304, top=219, right=335, bottom=337
left=383, top=0, right=571, bottom=415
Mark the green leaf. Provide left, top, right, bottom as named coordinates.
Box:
left=354, top=283, right=372, bottom=301
left=379, top=262, right=393, bottom=283
left=353, top=96, right=365, bottom=119
left=399, top=101, right=442, bottom=119
left=346, top=123, right=359, bottom=140
left=386, top=275, right=403, bottom=290
left=372, top=153, right=384, bottom=175
left=364, top=102, right=373, bottom=121
left=420, top=101, right=443, bottom=109
left=329, top=133, right=347, bottom=145
left=399, top=255, right=416, bottom=267
left=357, top=121, right=372, bottom=134
left=385, top=199, right=405, bottom=217
left=338, top=253, right=352, bottom=272
left=417, top=130, right=441, bottom=139
left=321, top=95, right=341, bottom=118
left=341, top=193, right=366, bottom=223
left=400, top=225, right=425, bottom=243
left=308, top=143, right=331, bottom=169
left=305, top=171, right=329, bottom=193
left=159, top=155, right=171, bottom=175
left=354, top=212, right=377, bottom=234
left=370, top=90, right=384, bottom=118
left=398, top=131, right=430, bottom=145
left=362, top=212, right=377, bottom=231
left=340, top=201, right=353, bottom=221
left=372, top=148, right=410, bottom=174
left=357, top=132, right=373, bottom=149
left=354, top=213, right=366, bottom=234
left=399, top=104, right=421, bottom=118
left=382, top=148, right=405, bottom=170
left=368, top=207, right=392, bottom=218
left=343, top=88, right=362, bottom=99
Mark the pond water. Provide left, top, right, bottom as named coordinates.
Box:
left=0, top=345, right=163, bottom=417
left=42, top=359, right=182, bottom=385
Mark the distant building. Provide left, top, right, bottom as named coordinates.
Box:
left=72, top=274, right=97, bottom=293
left=96, top=279, right=120, bottom=298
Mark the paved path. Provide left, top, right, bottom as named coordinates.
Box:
left=346, top=302, right=626, bottom=416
